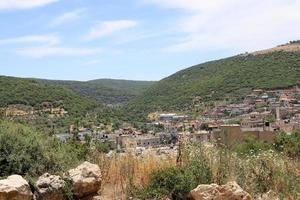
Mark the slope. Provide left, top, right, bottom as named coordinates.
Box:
left=0, top=76, right=97, bottom=116
left=129, top=43, right=300, bottom=116
left=38, top=79, right=156, bottom=105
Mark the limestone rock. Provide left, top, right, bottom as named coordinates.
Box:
left=191, top=181, right=252, bottom=200
left=81, top=195, right=102, bottom=200
left=35, top=173, right=66, bottom=200
left=69, top=161, right=102, bottom=198
left=0, top=175, right=33, bottom=200
left=191, top=184, right=220, bottom=200
left=218, top=182, right=252, bottom=200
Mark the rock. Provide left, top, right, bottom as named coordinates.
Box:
left=191, top=181, right=252, bottom=200
left=35, top=173, right=66, bottom=200
left=218, top=182, right=252, bottom=200
left=69, top=161, right=102, bottom=198
left=0, top=175, right=33, bottom=200
left=191, top=184, right=220, bottom=200
left=81, top=195, right=102, bottom=200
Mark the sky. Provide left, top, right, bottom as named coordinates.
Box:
left=0, top=0, right=300, bottom=81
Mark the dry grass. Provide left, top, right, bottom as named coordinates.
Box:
left=89, top=150, right=176, bottom=199
left=189, top=144, right=300, bottom=199
left=88, top=144, right=299, bottom=199
left=251, top=43, right=300, bottom=55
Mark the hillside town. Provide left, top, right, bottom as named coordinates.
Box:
left=1, top=1, right=300, bottom=199
left=2, top=86, right=299, bottom=150
left=51, top=86, right=300, bottom=153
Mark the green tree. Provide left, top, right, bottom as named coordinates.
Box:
left=0, top=120, right=85, bottom=177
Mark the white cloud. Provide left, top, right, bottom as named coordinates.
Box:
left=49, top=8, right=85, bottom=27
left=16, top=46, right=101, bottom=58
left=0, top=0, right=58, bottom=10
left=0, top=33, right=101, bottom=58
left=84, top=20, right=139, bottom=40
left=144, top=0, right=300, bottom=53
left=0, top=34, right=60, bottom=46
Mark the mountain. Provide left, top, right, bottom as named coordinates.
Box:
left=0, top=76, right=97, bottom=116
left=129, top=42, right=300, bottom=116
left=37, top=79, right=156, bottom=105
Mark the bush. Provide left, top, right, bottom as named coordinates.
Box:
left=186, top=142, right=213, bottom=184
left=145, top=167, right=194, bottom=200
left=273, top=131, right=300, bottom=158
left=95, top=141, right=110, bottom=153
left=0, top=120, right=84, bottom=177
left=231, top=136, right=270, bottom=156
left=140, top=142, right=212, bottom=200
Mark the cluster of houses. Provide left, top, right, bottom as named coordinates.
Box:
left=55, top=125, right=178, bottom=151
left=141, top=87, right=300, bottom=147
left=202, top=87, right=300, bottom=133
left=55, top=87, right=300, bottom=151
left=1, top=102, right=68, bottom=119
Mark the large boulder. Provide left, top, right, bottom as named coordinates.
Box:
left=0, top=175, right=33, bottom=200
left=191, top=181, right=252, bottom=200
left=35, top=173, right=66, bottom=200
left=68, top=162, right=102, bottom=198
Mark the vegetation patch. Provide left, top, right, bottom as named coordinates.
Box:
left=0, top=120, right=86, bottom=177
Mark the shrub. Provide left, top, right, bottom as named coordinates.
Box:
left=273, top=131, right=300, bottom=158
left=0, top=120, right=84, bottom=177
left=186, top=142, right=213, bottom=184
left=141, top=142, right=213, bottom=200
left=145, top=167, right=194, bottom=200
left=95, top=141, right=110, bottom=153
left=231, top=136, right=270, bottom=156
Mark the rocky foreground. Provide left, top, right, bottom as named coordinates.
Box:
left=191, top=182, right=251, bottom=200
left=0, top=161, right=278, bottom=200
left=0, top=162, right=102, bottom=200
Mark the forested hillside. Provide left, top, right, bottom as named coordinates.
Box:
left=0, top=76, right=97, bottom=116
left=129, top=48, right=300, bottom=116
left=37, top=79, right=155, bottom=105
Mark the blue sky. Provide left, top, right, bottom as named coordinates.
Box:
left=0, top=0, right=300, bottom=81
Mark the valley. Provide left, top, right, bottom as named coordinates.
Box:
left=1, top=42, right=300, bottom=200
left=2, top=1, right=300, bottom=199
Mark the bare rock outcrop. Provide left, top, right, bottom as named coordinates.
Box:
left=191, top=181, right=252, bottom=200
left=68, top=161, right=102, bottom=198
left=35, top=173, right=66, bottom=200
left=0, top=175, right=33, bottom=200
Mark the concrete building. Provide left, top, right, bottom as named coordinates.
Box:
left=213, top=124, right=276, bottom=145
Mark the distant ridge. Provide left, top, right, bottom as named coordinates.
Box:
left=251, top=41, right=300, bottom=56
left=36, top=78, right=156, bottom=105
